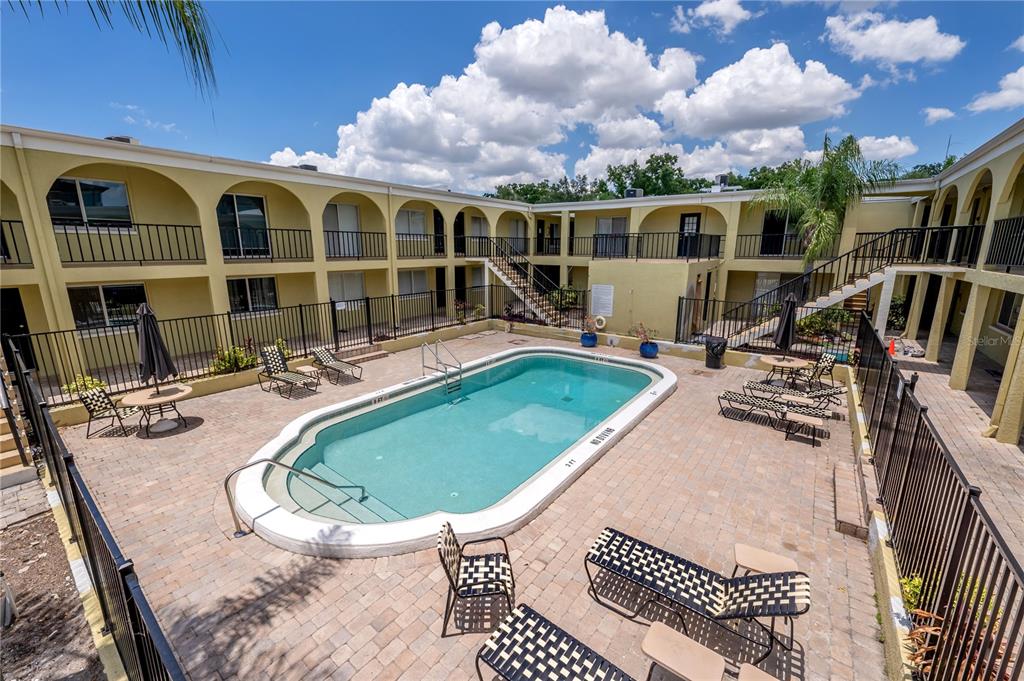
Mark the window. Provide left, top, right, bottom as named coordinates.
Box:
left=68, top=284, right=146, bottom=329
left=47, top=177, right=132, bottom=226
left=470, top=216, right=487, bottom=237
left=218, top=194, right=270, bottom=257
left=395, top=209, right=426, bottom=235
left=228, top=277, right=278, bottom=313
left=328, top=271, right=365, bottom=302
left=997, top=292, right=1021, bottom=331
left=509, top=218, right=527, bottom=239
left=322, top=203, right=360, bottom=232
left=398, top=269, right=429, bottom=295
left=679, top=213, right=701, bottom=235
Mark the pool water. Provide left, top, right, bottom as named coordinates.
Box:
left=284, top=354, right=653, bottom=521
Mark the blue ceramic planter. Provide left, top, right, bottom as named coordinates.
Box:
left=580, top=332, right=598, bottom=347
left=639, top=341, right=659, bottom=358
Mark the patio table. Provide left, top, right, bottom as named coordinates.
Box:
left=120, top=384, right=192, bottom=436
left=760, top=355, right=809, bottom=388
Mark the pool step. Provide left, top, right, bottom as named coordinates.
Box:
left=288, top=463, right=405, bottom=524
left=310, top=464, right=405, bottom=522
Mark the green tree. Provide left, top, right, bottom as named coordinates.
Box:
left=487, top=175, right=612, bottom=203
left=900, top=155, right=957, bottom=180
left=752, top=134, right=900, bottom=263
left=12, top=0, right=217, bottom=96
left=604, top=153, right=710, bottom=197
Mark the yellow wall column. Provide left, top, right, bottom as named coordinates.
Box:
left=627, top=206, right=642, bottom=235
left=948, top=284, right=990, bottom=390
left=560, top=210, right=570, bottom=258
left=986, top=302, right=1024, bottom=442
left=299, top=195, right=330, bottom=303
left=925, top=275, right=956, bottom=362
left=904, top=273, right=930, bottom=340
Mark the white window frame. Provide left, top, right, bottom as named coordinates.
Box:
left=227, top=276, right=279, bottom=315
left=395, top=209, right=427, bottom=238
left=68, top=282, right=147, bottom=330
left=50, top=176, right=135, bottom=234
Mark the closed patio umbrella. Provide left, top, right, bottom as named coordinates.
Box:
left=773, top=292, right=798, bottom=356
left=136, top=303, right=178, bottom=393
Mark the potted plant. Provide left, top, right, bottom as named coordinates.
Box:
left=629, top=322, right=659, bottom=358
left=580, top=316, right=598, bottom=347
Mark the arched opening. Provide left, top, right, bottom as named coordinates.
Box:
left=963, top=169, right=994, bottom=226
left=321, top=191, right=387, bottom=260
left=1001, top=154, right=1024, bottom=216
left=452, top=206, right=490, bottom=257
left=638, top=205, right=728, bottom=259
left=495, top=210, right=530, bottom=254
left=44, top=163, right=202, bottom=264
left=218, top=180, right=310, bottom=260
left=393, top=199, right=445, bottom=260
left=936, top=185, right=958, bottom=225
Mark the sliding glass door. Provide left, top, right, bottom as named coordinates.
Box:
left=218, top=194, right=270, bottom=258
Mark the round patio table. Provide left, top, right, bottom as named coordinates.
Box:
left=760, top=355, right=809, bottom=388
left=120, top=384, right=192, bottom=436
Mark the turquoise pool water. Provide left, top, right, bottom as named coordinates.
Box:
left=284, top=354, right=653, bottom=522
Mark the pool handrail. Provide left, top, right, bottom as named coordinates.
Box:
left=224, top=458, right=368, bottom=538
left=421, top=340, right=463, bottom=392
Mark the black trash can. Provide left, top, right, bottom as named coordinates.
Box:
left=704, top=335, right=727, bottom=369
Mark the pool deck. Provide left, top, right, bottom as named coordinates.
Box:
left=62, top=331, right=883, bottom=681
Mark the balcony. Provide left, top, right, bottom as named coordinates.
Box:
left=853, top=225, right=983, bottom=267
left=588, top=232, right=722, bottom=261
left=395, top=233, right=446, bottom=259
left=1, top=220, right=31, bottom=266
left=324, top=231, right=388, bottom=260
left=987, top=216, right=1024, bottom=268
left=735, top=233, right=806, bottom=259
left=54, top=219, right=205, bottom=265
left=219, top=226, right=313, bottom=262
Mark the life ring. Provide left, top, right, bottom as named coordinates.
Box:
left=593, top=315, right=607, bottom=330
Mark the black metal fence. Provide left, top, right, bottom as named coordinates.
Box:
left=534, top=237, right=561, bottom=255
left=219, top=226, right=313, bottom=261
left=734, top=233, right=806, bottom=259
left=856, top=313, right=1023, bottom=680
left=395, top=233, right=446, bottom=258
left=1, top=219, right=32, bottom=265
left=324, top=231, right=388, bottom=260
left=987, top=216, right=1024, bottom=269
left=6, top=340, right=186, bottom=681
left=5, top=284, right=587, bottom=406
left=53, top=220, right=205, bottom=265
left=675, top=297, right=861, bottom=363
left=587, top=232, right=723, bottom=261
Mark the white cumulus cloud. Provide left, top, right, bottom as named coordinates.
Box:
left=922, top=107, right=955, bottom=125
left=656, top=43, right=860, bottom=137
left=670, top=0, right=757, bottom=36
left=857, top=135, right=918, bottom=160
left=1011, top=34, right=1024, bottom=52
left=824, top=12, right=965, bottom=68
left=593, top=115, right=664, bottom=148
left=967, top=66, right=1024, bottom=113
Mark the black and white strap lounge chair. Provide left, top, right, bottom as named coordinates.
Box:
left=438, top=522, right=515, bottom=637
left=477, top=604, right=635, bottom=681
left=80, top=388, right=140, bottom=438
left=718, top=390, right=831, bottom=422
left=585, top=528, right=811, bottom=664
left=257, top=346, right=320, bottom=398
left=312, top=347, right=363, bottom=384
left=793, top=353, right=837, bottom=390
left=743, top=380, right=846, bottom=407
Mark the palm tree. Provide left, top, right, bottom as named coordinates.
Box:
left=752, top=134, right=900, bottom=263
left=13, top=1, right=217, bottom=96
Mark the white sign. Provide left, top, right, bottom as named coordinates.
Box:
left=591, top=284, right=614, bottom=316
left=334, top=301, right=348, bottom=310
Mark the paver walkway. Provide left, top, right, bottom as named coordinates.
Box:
left=0, top=476, right=49, bottom=530
left=62, top=332, right=883, bottom=681
left=899, top=338, right=1024, bottom=556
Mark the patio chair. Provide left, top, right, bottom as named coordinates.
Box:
left=311, top=347, right=363, bottom=384
left=743, top=380, right=846, bottom=407
left=438, top=522, right=515, bottom=638
left=257, top=346, right=320, bottom=398
left=792, top=353, right=837, bottom=390
left=718, top=390, right=831, bottom=423
left=80, top=388, right=140, bottom=438
left=585, top=527, right=811, bottom=664
left=476, top=604, right=635, bottom=681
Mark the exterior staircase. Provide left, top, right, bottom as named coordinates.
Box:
left=718, top=224, right=984, bottom=348
left=1, top=356, right=35, bottom=489
left=467, top=238, right=563, bottom=325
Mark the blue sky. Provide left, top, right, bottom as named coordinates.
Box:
left=2, top=1, right=1022, bottom=192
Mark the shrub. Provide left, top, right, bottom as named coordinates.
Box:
left=796, top=306, right=853, bottom=338
left=210, top=345, right=259, bottom=375
left=887, top=294, right=908, bottom=331
left=61, top=374, right=107, bottom=395
left=274, top=337, right=292, bottom=359
left=900, top=574, right=923, bottom=611
left=547, top=287, right=579, bottom=311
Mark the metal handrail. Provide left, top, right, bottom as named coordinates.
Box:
left=421, top=340, right=463, bottom=393
left=223, top=458, right=367, bottom=538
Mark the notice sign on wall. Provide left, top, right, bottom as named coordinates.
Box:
left=591, top=284, right=614, bottom=316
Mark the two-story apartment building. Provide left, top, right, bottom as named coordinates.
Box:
left=2, top=120, right=1022, bottom=442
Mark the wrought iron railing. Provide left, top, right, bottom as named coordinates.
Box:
left=395, top=233, right=446, bottom=258
left=587, top=232, right=722, bottom=260
left=53, top=219, right=204, bottom=265
left=219, top=226, right=313, bottom=261
left=534, top=237, right=561, bottom=256
left=856, top=313, right=1023, bottom=681
left=1, top=219, right=32, bottom=265
left=987, top=216, right=1024, bottom=268
left=735, top=233, right=806, bottom=259
left=324, top=231, right=387, bottom=260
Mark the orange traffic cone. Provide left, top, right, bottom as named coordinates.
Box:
left=888, top=339, right=896, bottom=356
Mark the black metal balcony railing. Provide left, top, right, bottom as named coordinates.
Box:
left=1, top=219, right=31, bottom=266
left=590, top=232, right=723, bottom=261
left=853, top=225, right=984, bottom=267
left=534, top=237, right=561, bottom=255
left=219, top=226, right=313, bottom=262
left=499, top=236, right=528, bottom=254
left=324, top=231, right=387, bottom=260
left=53, top=219, right=205, bottom=265
left=735, top=233, right=805, bottom=259
left=395, top=233, right=446, bottom=258
left=987, top=216, right=1024, bottom=268
left=569, top=236, right=593, bottom=257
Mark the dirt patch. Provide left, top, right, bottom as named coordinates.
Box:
left=0, top=513, right=104, bottom=681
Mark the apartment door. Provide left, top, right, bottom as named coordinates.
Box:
left=454, top=266, right=467, bottom=302
left=1, top=288, right=33, bottom=369
left=433, top=210, right=445, bottom=255
left=760, top=210, right=787, bottom=256
left=453, top=212, right=466, bottom=256
left=678, top=213, right=702, bottom=257
left=435, top=268, right=447, bottom=308
left=596, top=217, right=627, bottom=257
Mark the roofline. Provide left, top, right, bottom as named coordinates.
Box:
left=935, top=117, right=1024, bottom=187
left=533, top=189, right=763, bottom=212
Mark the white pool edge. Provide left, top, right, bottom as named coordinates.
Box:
left=233, top=346, right=677, bottom=558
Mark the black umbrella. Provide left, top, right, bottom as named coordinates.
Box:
left=136, top=303, right=178, bottom=393
left=773, top=292, right=798, bottom=356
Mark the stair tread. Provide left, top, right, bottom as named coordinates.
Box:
left=310, top=463, right=405, bottom=522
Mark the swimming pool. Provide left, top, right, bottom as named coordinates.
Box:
left=233, top=347, right=676, bottom=557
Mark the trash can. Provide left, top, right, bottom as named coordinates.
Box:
left=704, top=336, right=727, bottom=369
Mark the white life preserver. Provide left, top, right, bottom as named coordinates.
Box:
left=593, top=315, right=607, bottom=330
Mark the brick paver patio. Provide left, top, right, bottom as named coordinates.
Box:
left=62, top=332, right=883, bottom=681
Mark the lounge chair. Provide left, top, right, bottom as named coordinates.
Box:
left=257, top=346, right=320, bottom=398
left=438, top=522, right=515, bottom=637
left=80, top=388, right=140, bottom=438
left=312, top=347, right=363, bottom=384
left=476, top=604, right=635, bottom=681
left=718, top=390, right=831, bottom=422
left=793, top=353, right=837, bottom=390
left=743, top=380, right=846, bottom=407
left=585, top=527, right=811, bottom=664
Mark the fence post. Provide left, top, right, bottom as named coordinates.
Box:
left=908, top=372, right=918, bottom=393
left=330, top=299, right=340, bottom=352
left=430, top=292, right=436, bottom=331
left=298, top=303, right=308, bottom=356
left=390, top=295, right=398, bottom=337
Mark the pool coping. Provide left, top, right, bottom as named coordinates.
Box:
left=233, top=346, right=677, bottom=558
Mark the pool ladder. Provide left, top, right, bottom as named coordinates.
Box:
left=422, top=340, right=463, bottom=395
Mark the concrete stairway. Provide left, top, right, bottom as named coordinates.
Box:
left=470, top=256, right=561, bottom=325
left=1, top=360, right=35, bottom=489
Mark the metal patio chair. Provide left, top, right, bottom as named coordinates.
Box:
left=438, top=521, right=515, bottom=637
left=311, top=347, right=363, bottom=384
left=257, top=346, right=320, bottom=398
left=80, top=388, right=140, bottom=438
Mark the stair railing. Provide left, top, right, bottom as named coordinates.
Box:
left=422, top=340, right=463, bottom=394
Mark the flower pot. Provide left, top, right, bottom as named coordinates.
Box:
left=639, top=341, right=659, bottom=359
left=580, top=332, right=598, bottom=347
